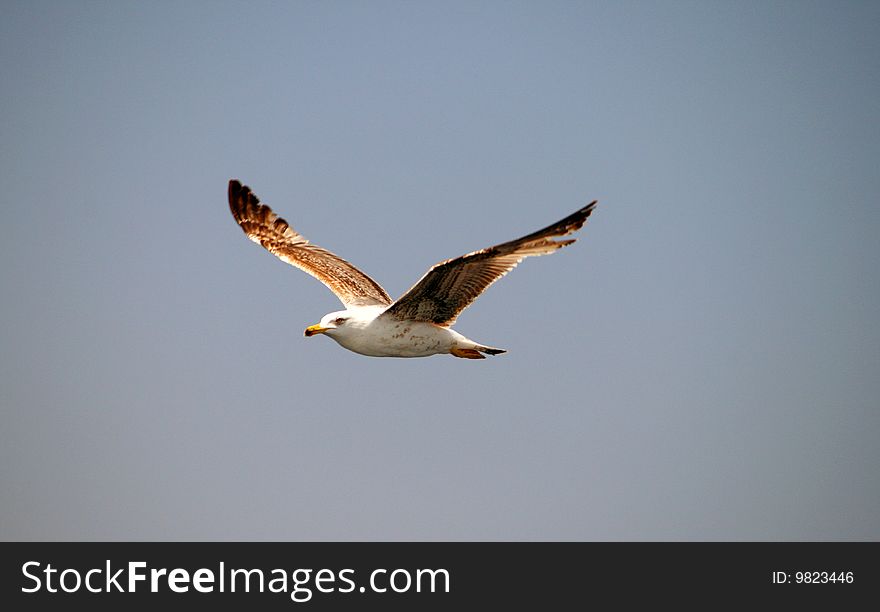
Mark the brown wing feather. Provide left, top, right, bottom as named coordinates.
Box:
left=381, top=201, right=597, bottom=326
left=228, top=180, right=392, bottom=308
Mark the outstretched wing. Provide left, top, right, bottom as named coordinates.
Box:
left=381, top=202, right=597, bottom=326
left=228, top=180, right=392, bottom=308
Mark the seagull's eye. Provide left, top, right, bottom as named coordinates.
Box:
left=334, top=317, right=347, bottom=326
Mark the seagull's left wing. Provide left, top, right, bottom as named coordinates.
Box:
left=228, top=180, right=392, bottom=308
left=381, top=201, right=597, bottom=326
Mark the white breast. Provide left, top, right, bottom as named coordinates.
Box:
left=333, top=316, right=460, bottom=358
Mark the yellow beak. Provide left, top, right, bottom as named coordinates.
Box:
left=304, top=324, right=329, bottom=337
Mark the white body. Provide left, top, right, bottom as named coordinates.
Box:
left=310, top=306, right=486, bottom=358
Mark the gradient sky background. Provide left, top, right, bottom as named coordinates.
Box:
left=2, top=1, right=878, bottom=540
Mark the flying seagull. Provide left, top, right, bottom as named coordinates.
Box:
left=228, top=180, right=597, bottom=359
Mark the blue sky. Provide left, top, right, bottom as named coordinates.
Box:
left=1, top=1, right=878, bottom=540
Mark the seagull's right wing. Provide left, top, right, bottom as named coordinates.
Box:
left=381, top=201, right=597, bottom=326
left=228, top=180, right=392, bottom=308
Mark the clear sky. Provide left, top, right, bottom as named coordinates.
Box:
left=2, top=1, right=878, bottom=540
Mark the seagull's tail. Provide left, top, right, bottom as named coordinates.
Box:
left=477, top=345, right=506, bottom=356
left=450, top=345, right=507, bottom=359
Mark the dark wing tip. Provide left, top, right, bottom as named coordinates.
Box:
left=569, top=200, right=598, bottom=230
left=228, top=179, right=264, bottom=224
left=229, top=178, right=256, bottom=200
left=228, top=179, right=245, bottom=207
left=550, top=200, right=597, bottom=237
left=512, top=199, right=597, bottom=245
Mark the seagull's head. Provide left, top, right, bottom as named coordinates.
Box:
left=304, top=311, right=351, bottom=338
left=304, top=307, right=381, bottom=340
